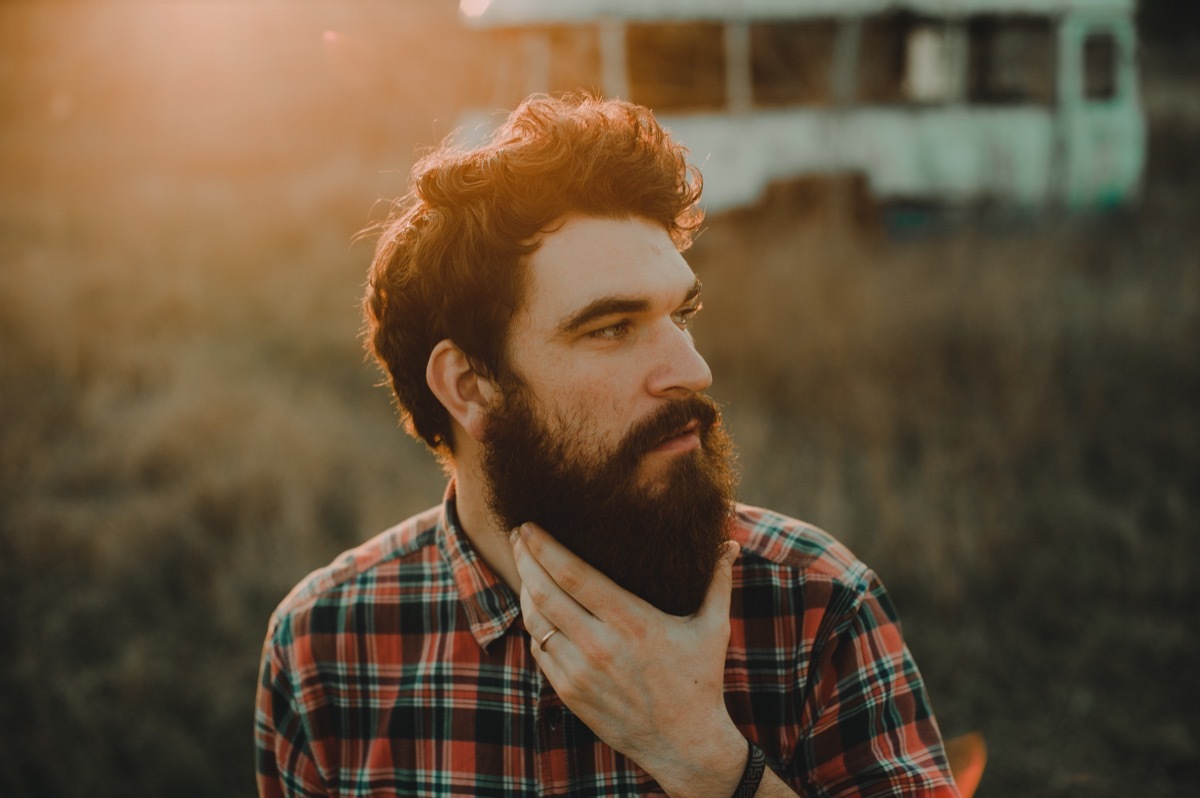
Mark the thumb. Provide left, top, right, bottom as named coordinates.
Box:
left=696, top=540, right=740, bottom=621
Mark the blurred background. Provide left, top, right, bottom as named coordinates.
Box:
left=0, top=1, right=1196, bottom=795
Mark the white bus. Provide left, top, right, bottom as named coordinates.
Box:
left=457, top=0, right=1145, bottom=214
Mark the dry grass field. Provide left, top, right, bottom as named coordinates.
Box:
left=1, top=2, right=1196, bottom=795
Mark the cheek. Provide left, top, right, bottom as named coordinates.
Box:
left=528, top=356, right=647, bottom=444
left=541, top=383, right=629, bottom=450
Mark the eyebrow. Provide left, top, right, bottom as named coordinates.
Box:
left=557, top=278, right=702, bottom=336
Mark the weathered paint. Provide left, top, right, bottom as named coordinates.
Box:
left=1057, top=13, right=1145, bottom=208
left=645, top=107, right=1059, bottom=211
left=462, top=0, right=1136, bottom=27
left=457, top=0, right=1145, bottom=213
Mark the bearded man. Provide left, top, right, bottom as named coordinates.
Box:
left=255, top=95, right=961, bottom=798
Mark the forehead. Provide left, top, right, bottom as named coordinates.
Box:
left=520, top=215, right=694, bottom=328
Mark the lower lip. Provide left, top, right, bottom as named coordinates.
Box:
left=651, top=430, right=701, bottom=454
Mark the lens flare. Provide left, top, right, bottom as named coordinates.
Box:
left=459, top=0, right=492, bottom=19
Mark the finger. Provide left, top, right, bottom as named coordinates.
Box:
left=512, top=527, right=599, bottom=635
left=533, top=624, right=567, bottom=652
left=527, top=625, right=572, bottom=688
left=517, top=522, right=650, bottom=623
left=516, top=572, right=572, bottom=651
left=695, top=540, right=739, bottom=624
left=516, top=581, right=550, bottom=637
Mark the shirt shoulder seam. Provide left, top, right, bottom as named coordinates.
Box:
left=267, top=504, right=443, bottom=631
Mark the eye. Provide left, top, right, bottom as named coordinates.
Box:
left=672, top=301, right=703, bottom=330
left=588, top=320, right=631, bottom=341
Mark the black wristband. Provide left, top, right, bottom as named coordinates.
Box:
left=732, top=739, right=766, bottom=798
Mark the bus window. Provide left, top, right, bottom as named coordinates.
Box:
left=627, top=21, right=726, bottom=112
left=857, top=13, right=912, bottom=103
left=749, top=20, right=836, bottom=107
left=904, top=23, right=959, bottom=103
left=967, top=16, right=1055, bottom=105
left=857, top=13, right=954, bottom=104
left=1083, top=32, right=1117, bottom=100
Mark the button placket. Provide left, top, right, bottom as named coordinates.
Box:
left=535, top=678, right=571, bottom=796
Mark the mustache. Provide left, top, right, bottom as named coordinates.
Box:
left=616, top=394, right=721, bottom=463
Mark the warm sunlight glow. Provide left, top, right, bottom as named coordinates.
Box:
left=945, top=732, right=987, bottom=798
left=459, top=0, right=493, bottom=19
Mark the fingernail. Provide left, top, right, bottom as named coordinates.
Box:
left=519, top=523, right=532, bottom=541
left=508, top=527, right=521, bottom=545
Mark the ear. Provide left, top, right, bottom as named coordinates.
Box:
left=426, top=339, right=498, bottom=444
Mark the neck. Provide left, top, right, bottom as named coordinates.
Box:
left=452, top=448, right=521, bottom=594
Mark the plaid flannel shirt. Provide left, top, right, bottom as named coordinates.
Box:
left=256, top=487, right=960, bottom=797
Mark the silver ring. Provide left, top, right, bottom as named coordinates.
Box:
left=538, top=628, right=560, bottom=649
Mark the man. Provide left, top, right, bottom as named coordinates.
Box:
left=256, top=94, right=960, bottom=797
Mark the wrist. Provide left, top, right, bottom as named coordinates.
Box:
left=655, top=719, right=747, bottom=798
left=731, top=739, right=767, bottom=798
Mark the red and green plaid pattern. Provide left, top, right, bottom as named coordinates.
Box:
left=256, top=490, right=959, bottom=797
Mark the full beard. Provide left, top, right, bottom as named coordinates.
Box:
left=482, top=387, right=738, bottom=616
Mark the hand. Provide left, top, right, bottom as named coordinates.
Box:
left=511, top=522, right=746, bottom=798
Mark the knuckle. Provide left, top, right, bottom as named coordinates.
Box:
left=609, top=611, right=647, bottom=642
left=556, top=564, right=587, bottom=595
left=527, top=581, right=553, bottom=607
left=577, top=637, right=612, bottom=669
left=557, top=675, right=580, bottom=704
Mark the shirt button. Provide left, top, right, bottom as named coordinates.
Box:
left=546, top=707, right=561, bottom=731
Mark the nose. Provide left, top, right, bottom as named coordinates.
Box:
left=646, top=322, right=713, bottom=398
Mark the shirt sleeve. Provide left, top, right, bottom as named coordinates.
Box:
left=255, top=623, right=328, bottom=798
left=797, top=572, right=961, bottom=798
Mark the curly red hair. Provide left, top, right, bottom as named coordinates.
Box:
left=363, top=93, right=703, bottom=454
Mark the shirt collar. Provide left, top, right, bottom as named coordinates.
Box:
left=436, top=481, right=523, bottom=650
